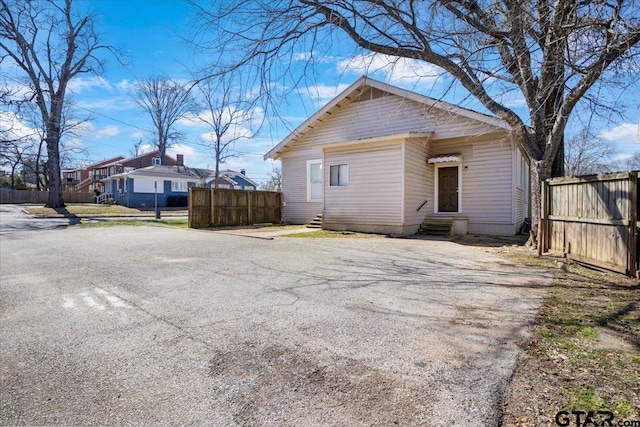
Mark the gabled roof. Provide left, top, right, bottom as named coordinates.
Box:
left=104, top=165, right=214, bottom=181
left=87, top=156, right=126, bottom=169
left=103, top=166, right=258, bottom=187
left=264, top=76, right=511, bottom=160
left=99, top=150, right=175, bottom=168
left=219, top=170, right=259, bottom=187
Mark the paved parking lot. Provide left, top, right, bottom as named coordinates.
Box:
left=0, top=225, right=550, bottom=426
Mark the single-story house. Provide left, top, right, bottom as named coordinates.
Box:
left=265, top=76, right=531, bottom=236
left=102, top=164, right=257, bottom=208
left=207, top=169, right=259, bottom=190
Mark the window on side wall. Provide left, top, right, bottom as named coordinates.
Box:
left=329, top=164, right=348, bottom=187
left=307, top=159, right=322, bottom=202
left=171, top=181, right=188, bottom=192
left=152, top=157, right=161, bottom=166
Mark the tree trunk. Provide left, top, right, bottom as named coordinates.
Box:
left=45, top=136, right=64, bottom=208
left=10, top=165, right=16, bottom=190
left=214, top=156, right=220, bottom=189
left=35, top=139, right=45, bottom=191
left=551, top=137, right=565, bottom=178
left=528, top=159, right=551, bottom=248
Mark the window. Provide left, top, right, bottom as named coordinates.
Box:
left=307, top=159, right=323, bottom=201
left=152, top=157, right=161, bottom=166
left=171, top=181, right=188, bottom=192
left=329, top=164, right=348, bottom=187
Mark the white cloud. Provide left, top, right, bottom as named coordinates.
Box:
left=598, top=123, right=638, bottom=143
left=177, top=112, right=208, bottom=128
left=502, top=95, right=527, bottom=108
left=131, top=131, right=145, bottom=139
left=115, top=79, right=137, bottom=93
left=337, top=53, right=441, bottom=88
left=0, top=111, right=39, bottom=140
left=95, top=125, right=120, bottom=138
left=293, top=52, right=343, bottom=64
left=67, top=76, right=112, bottom=93
left=297, top=83, right=351, bottom=102
left=139, top=144, right=155, bottom=154
left=77, top=96, right=137, bottom=112
left=64, top=122, right=118, bottom=139
left=222, top=157, right=253, bottom=170
left=613, top=153, right=633, bottom=162
left=167, top=143, right=197, bottom=158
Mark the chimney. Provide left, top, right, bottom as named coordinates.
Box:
left=176, top=154, right=184, bottom=167
left=240, top=168, right=246, bottom=176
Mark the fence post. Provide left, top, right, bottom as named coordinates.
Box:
left=246, top=190, right=251, bottom=225
left=210, top=189, right=215, bottom=227
left=628, top=172, right=637, bottom=277
left=538, top=180, right=547, bottom=256
left=188, top=187, right=193, bottom=228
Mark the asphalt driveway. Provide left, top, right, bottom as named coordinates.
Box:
left=0, top=225, right=550, bottom=426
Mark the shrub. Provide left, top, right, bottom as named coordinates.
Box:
left=167, top=195, right=188, bottom=207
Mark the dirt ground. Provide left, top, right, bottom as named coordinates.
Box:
left=454, top=234, right=640, bottom=427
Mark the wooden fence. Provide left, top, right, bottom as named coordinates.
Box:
left=0, top=190, right=95, bottom=204
left=539, top=172, right=638, bottom=276
left=189, top=187, right=282, bottom=228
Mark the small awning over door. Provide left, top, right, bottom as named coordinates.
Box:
left=428, top=153, right=462, bottom=163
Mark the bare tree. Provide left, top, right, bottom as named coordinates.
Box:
left=564, top=128, right=616, bottom=176
left=260, top=166, right=282, bottom=192
left=193, top=74, right=260, bottom=187
left=625, top=152, right=640, bottom=171
left=134, top=76, right=195, bottom=163
left=0, top=0, right=116, bottom=207
left=192, top=0, right=640, bottom=245
left=0, top=136, right=35, bottom=189
left=130, top=140, right=143, bottom=157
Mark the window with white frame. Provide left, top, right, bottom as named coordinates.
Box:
left=329, top=164, right=348, bottom=187
left=307, top=159, right=323, bottom=202
left=171, top=181, right=188, bottom=192
left=152, top=157, right=161, bottom=166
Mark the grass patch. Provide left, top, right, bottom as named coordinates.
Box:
left=502, top=248, right=640, bottom=421
left=28, top=204, right=145, bottom=216
left=578, top=326, right=599, bottom=341
left=80, top=218, right=188, bottom=228
left=283, top=230, right=383, bottom=238
left=456, top=235, right=640, bottom=424
left=25, top=204, right=187, bottom=217
left=568, top=388, right=610, bottom=412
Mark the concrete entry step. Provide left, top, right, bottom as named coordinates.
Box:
left=306, top=213, right=323, bottom=229
left=420, top=217, right=454, bottom=236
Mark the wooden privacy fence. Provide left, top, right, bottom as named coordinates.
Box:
left=0, top=190, right=95, bottom=204
left=539, top=172, right=638, bottom=276
left=189, top=187, right=282, bottom=228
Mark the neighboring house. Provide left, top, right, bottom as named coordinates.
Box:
left=102, top=161, right=257, bottom=208
left=61, top=156, right=124, bottom=192
left=91, top=151, right=178, bottom=193
left=265, top=76, right=531, bottom=236
left=207, top=169, right=258, bottom=190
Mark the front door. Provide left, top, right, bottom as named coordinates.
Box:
left=438, top=166, right=458, bottom=212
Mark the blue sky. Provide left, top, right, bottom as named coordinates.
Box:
left=4, top=1, right=640, bottom=184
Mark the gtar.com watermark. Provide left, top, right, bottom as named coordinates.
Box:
left=555, top=410, right=640, bottom=427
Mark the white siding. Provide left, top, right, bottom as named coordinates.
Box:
left=514, top=147, right=531, bottom=231
left=403, top=139, right=433, bottom=231
left=432, top=132, right=516, bottom=234
left=292, top=95, right=503, bottom=150
left=133, top=177, right=163, bottom=194
left=277, top=88, right=521, bottom=235
left=323, top=143, right=403, bottom=232
left=281, top=149, right=323, bottom=224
